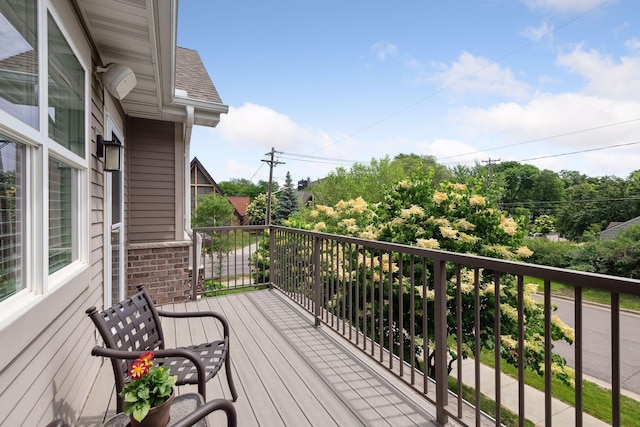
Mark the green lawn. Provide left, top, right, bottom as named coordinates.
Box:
left=479, top=350, right=640, bottom=425
left=525, top=276, right=640, bottom=311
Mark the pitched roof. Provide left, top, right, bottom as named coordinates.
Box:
left=176, top=47, right=223, bottom=104
left=227, top=196, right=251, bottom=217
left=190, top=157, right=224, bottom=194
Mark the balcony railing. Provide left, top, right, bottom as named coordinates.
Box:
left=192, top=225, right=640, bottom=426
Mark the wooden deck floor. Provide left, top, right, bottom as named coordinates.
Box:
left=79, top=289, right=441, bottom=426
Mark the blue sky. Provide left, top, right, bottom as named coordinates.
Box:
left=178, top=0, right=640, bottom=186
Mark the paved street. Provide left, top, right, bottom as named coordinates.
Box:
left=203, top=243, right=259, bottom=280
left=551, top=297, right=640, bottom=395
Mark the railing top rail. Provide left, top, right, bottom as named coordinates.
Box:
left=193, top=225, right=269, bottom=233
left=270, top=225, right=640, bottom=296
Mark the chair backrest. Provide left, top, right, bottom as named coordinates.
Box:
left=86, top=285, right=165, bottom=394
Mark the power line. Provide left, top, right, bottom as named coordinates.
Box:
left=280, top=151, right=360, bottom=163
left=299, top=0, right=612, bottom=157
left=441, top=139, right=640, bottom=167
left=499, top=197, right=640, bottom=207
left=249, top=1, right=614, bottom=179
left=437, top=117, right=640, bottom=161
left=278, top=156, right=356, bottom=166
left=517, top=140, right=640, bottom=163
left=249, top=162, right=266, bottom=181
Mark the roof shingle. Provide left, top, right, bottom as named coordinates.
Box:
left=176, top=47, right=223, bottom=104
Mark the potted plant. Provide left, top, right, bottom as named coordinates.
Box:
left=120, top=352, right=177, bottom=427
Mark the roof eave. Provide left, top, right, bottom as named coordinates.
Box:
left=162, top=97, right=229, bottom=127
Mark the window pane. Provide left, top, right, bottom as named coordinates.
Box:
left=0, top=0, right=39, bottom=128
left=0, top=136, right=25, bottom=302
left=48, top=14, right=84, bottom=157
left=49, top=157, right=74, bottom=273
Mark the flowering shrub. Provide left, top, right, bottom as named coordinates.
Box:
left=377, top=179, right=530, bottom=259
left=120, top=352, right=177, bottom=422
left=276, top=179, right=575, bottom=385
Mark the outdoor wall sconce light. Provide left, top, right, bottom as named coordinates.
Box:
left=96, top=134, right=122, bottom=172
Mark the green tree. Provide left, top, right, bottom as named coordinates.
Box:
left=246, top=193, right=277, bottom=225
left=191, top=193, right=236, bottom=279
left=450, top=162, right=486, bottom=184
left=555, top=182, right=599, bottom=240
left=191, top=193, right=235, bottom=227
left=310, top=156, right=406, bottom=205
left=274, top=171, right=300, bottom=225
left=558, top=169, right=589, bottom=189
left=556, top=176, right=637, bottom=240
left=392, top=153, right=451, bottom=183
left=530, top=169, right=565, bottom=216
left=218, top=178, right=277, bottom=199
left=493, top=161, right=541, bottom=211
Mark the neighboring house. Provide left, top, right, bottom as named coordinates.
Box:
left=297, top=179, right=315, bottom=205
left=189, top=157, right=244, bottom=224
left=190, top=157, right=225, bottom=212
left=228, top=196, right=251, bottom=225
left=0, top=1, right=227, bottom=425
left=601, top=216, right=640, bottom=240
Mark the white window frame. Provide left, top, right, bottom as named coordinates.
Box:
left=0, top=1, right=90, bottom=320
left=104, top=116, right=125, bottom=308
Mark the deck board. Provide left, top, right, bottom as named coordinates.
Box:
left=79, top=289, right=439, bottom=426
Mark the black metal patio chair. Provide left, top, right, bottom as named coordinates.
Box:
left=86, top=284, right=238, bottom=412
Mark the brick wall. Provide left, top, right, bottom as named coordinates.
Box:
left=127, top=244, right=192, bottom=305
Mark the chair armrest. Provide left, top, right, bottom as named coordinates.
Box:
left=156, top=310, right=230, bottom=338
left=90, top=346, right=207, bottom=381
left=171, top=398, right=237, bottom=427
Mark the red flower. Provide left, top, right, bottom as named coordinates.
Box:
left=129, top=361, right=149, bottom=379
left=139, top=352, right=155, bottom=367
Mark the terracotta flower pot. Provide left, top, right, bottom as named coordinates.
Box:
left=130, top=390, right=175, bottom=427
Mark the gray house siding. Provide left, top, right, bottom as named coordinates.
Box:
left=128, top=118, right=177, bottom=242
left=0, top=56, right=105, bottom=427
left=601, top=216, right=640, bottom=240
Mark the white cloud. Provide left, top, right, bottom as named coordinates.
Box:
left=625, top=38, right=640, bottom=51
left=216, top=102, right=325, bottom=149
left=456, top=93, right=640, bottom=141
left=557, top=47, right=640, bottom=100
left=371, top=40, right=398, bottom=61
left=523, top=0, right=608, bottom=13
left=414, top=138, right=491, bottom=167
left=432, top=52, right=531, bottom=99
left=451, top=92, right=640, bottom=177
left=521, top=22, right=555, bottom=42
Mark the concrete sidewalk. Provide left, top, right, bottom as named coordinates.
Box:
left=450, top=358, right=609, bottom=426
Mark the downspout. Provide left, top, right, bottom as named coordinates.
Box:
left=183, top=105, right=202, bottom=298
left=184, top=105, right=195, bottom=236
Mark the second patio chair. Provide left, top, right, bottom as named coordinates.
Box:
left=86, top=284, right=238, bottom=412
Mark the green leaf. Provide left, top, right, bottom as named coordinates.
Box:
left=124, top=393, right=138, bottom=403
left=133, top=404, right=150, bottom=422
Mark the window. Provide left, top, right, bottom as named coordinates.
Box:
left=48, top=14, right=84, bottom=157
left=0, top=4, right=87, bottom=307
left=0, top=0, right=39, bottom=129
left=0, top=137, right=25, bottom=302
left=49, top=157, right=75, bottom=274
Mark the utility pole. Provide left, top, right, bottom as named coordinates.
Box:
left=482, top=158, right=500, bottom=189
left=262, top=147, right=284, bottom=225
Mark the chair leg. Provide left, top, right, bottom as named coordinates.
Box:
left=225, top=350, right=238, bottom=401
